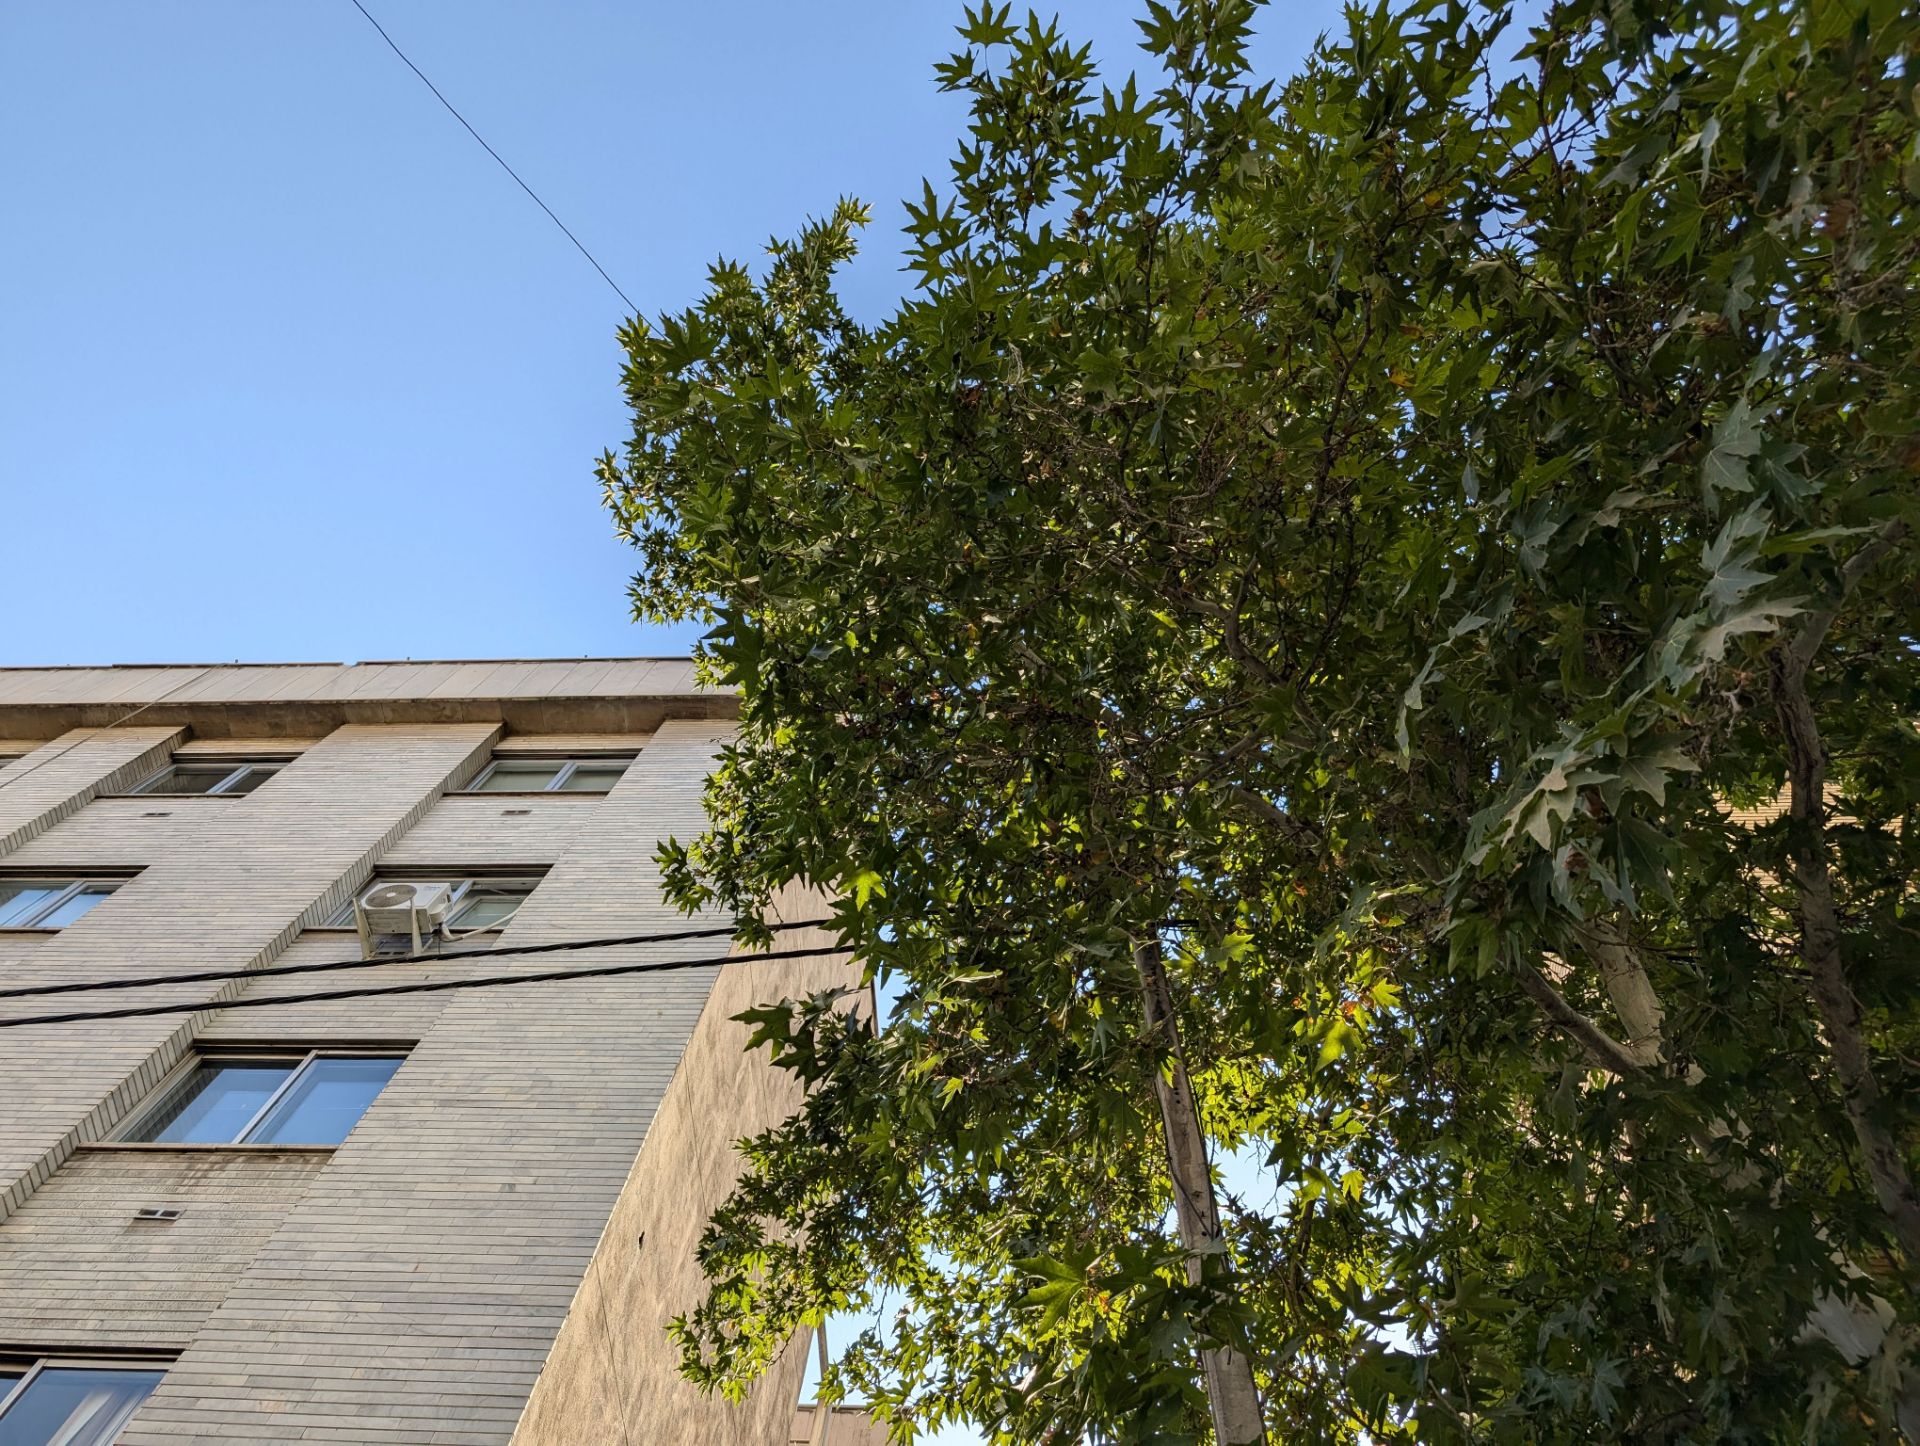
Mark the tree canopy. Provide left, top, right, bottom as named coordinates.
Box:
left=604, top=0, right=1920, bottom=1437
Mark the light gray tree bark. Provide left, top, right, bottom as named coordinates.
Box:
left=1136, top=939, right=1267, bottom=1445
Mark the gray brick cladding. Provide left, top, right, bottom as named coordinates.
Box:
left=0, top=664, right=839, bottom=1444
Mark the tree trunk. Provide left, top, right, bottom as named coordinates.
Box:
left=1135, top=939, right=1267, bottom=1445
left=1774, top=627, right=1920, bottom=1267
left=1587, top=922, right=1668, bottom=1070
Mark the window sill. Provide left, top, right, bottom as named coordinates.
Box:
left=300, top=925, right=508, bottom=937
left=95, top=793, right=242, bottom=802
left=79, top=1141, right=338, bottom=1154
left=447, top=790, right=611, bottom=798
left=0, top=927, right=60, bottom=935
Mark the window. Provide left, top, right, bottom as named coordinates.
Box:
left=323, top=876, right=539, bottom=932
left=120, top=1052, right=405, bottom=1147
left=441, top=878, right=530, bottom=929
left=465, top=756, right=632, bottom=794
left=0, top=1358, right=166, bottom=1445
left=130, top=758, right=290, bottom=796
left=0, top=878, right=122, bottom=929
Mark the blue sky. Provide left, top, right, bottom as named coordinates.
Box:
left=1, top=0, right=1342, bottom=671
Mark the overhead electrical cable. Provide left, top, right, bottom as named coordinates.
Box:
left=0, top=916, right=838, bottom=1003
left=0, top=914, right=1204, bottom=1006
left=0, top=914, right=1211, bottom=1026
left=344, top=0, right=637, bottom=312
left=0, top=940, right=859, bottom=1030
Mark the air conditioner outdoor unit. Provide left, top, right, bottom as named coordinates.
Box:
left=353, top=881, right=454, bottom=957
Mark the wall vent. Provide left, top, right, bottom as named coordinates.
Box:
left=132, top=1207, right=182, bottom=1222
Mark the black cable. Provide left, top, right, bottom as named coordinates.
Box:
left=345, top=0, right=637, bottom=312
left=0, top=940, right=856, bottom=1030
left=0, top=916, right=836, bottom=1002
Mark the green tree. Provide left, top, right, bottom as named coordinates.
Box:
left=603, top=0, right=1920, bottom=1438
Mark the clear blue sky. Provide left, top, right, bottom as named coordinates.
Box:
left=1, top=0, right=1342, bottom=670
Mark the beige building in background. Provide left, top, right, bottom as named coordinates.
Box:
left=0, top=659, right=875, bottom=1445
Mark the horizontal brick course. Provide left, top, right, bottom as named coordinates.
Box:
left=378, top=791, right=612, bottom=869
left=0, top=1148, right=328, bottom=1349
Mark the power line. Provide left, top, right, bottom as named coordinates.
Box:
left=0, top=913, right=1211, bottom=1027
left=344, top=0, right=637, bottom=312
left=0, top=912, right=1206, bottom=1005
left=0, top=939, right=856, bottom=1030
left=0, top=916, right=836, bottom=1003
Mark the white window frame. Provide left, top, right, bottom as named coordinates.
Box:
left=129, top=757, right=293, bottom=797
left=117, top=1048, right=407, bottom=1146
left=462, top=755, right=634, bottom=794
left=0, top=1354, right=170, bottom=1429
left=0, top=876, right=125, bottom=929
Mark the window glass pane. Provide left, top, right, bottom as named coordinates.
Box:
left=245, top=1057, right=404, bottom=1146
left=0, top=1366, right=164, bottom=1446
left=556, top=764, right=627, bottom=793
left=0, top=884, right=65, bottom=928
left=136, top=765, right=236, bottom=796
left=218, top=765, right=279, bottom=795
left=129, top=1062, right=294, bottom=1144
left=473, top=761, right=561, bottom=792
left=34, top=886, right=116, bottom=929
left=450, top=888, right=528, bottom=930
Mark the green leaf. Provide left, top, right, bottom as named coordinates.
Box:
left=1701, top=400, right=1763, bottom=499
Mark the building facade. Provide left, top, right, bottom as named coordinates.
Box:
left=0, top=660, right=862, bottom=1445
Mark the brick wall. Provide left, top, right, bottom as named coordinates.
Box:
left=0, top=1147, right=329, bottom=1350
left=512, top=885, right=853, bottom=1446
left=0, top=689, right=839, bottom=1444
left=0, top=723, right=499, bottom=1220
left=0, top=726, right=182, bottom=856
left=120, top=720, right=822, bottom=1444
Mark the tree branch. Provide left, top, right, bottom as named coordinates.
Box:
left=1784, top=519, right=1908, bottom=676
left=1513, top=961, right=1649, bottom=1079
left=1773, top=518, right=1920, bottom=1267
left=1227, top=784, right=1323, bottom=851
left=1574, top=923, right=1917, bottom=1401
left=1581, top=921, right=1668, bottom=1069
